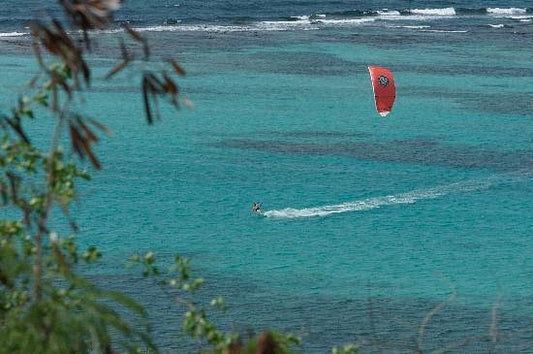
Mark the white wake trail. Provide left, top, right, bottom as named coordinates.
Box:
left=263, top=172, right=530, bottom=219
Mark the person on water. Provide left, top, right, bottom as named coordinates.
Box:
left=252, top=202, right=262, bottom=214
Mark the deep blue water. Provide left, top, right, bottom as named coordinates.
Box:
left=1, top=1, right=532, bottom=352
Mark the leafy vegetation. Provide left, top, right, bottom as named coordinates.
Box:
left=0, top=1, right=348, bottom=352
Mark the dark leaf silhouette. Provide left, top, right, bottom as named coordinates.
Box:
left=105, top=39, right=131, bottom=79
left=142, top=76, right=154, bottom=124
left=29, top=20, right=90, bottom=89
left=3, top=114, right=30, bottom=144
left=123, top=23, right=150, bottom=59
left=105, top=60, right=129, bottom=80
left=68, top=117, right=101, bottom=169
left=89, top=119, right=112, bottom=136
left=170, top=59, right=186, bottom=76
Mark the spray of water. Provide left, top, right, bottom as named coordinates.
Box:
left=263, top=171, right=530, bottom=219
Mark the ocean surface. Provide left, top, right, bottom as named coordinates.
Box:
left=1, top=1, right=532, bottom=352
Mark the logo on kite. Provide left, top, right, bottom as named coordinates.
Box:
left=368, top=66, right=396, bottom=117
left=377, top=75, right=389, bottom=87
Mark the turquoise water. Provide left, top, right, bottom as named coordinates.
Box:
left=1, top=2, right=532, bottom=352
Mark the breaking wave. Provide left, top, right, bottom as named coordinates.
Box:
left=409, top=8, right=456, bottom=16
left=0, top=31, right=27, bottom=38
left=487, top=8, right=527, bottom=15
left=1, top=7, right=531, bottom=37
left=311, top=18, right=375, bottom=26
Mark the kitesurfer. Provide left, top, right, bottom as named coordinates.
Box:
left=251, top=202, right=262, bottom=214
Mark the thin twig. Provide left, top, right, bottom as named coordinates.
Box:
left=33, top=91, right=70, bottom=302
left=366, top=280, right=383, bottom=354
left=488, top=295, right=502, bottom=354
left=417, top=284, right=457, bottom=353
left=430, top=334, right=490, bottom=354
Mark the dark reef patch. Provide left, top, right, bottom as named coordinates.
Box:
left=403, top=86, right=533, bottom=116
left=212, top=138, right=532, bottom=172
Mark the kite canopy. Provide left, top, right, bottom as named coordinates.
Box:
left=368, top=66, right=396, bottom=117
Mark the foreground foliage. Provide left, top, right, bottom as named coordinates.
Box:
left=0, top=1, right=354, bottom=353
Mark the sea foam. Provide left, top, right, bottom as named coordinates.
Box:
left=487, top=8, right=527, bottom=15
left=410, top=7, right=457, bottom=16
left=263, top=173, right=528, bottom=219
left=312, top=18, right=375, bottom=26
left=135, top=24, right=247, bottom=33
left=377, top=10, right=401, bottom=17
left=0, top=31, right=28, bottom=38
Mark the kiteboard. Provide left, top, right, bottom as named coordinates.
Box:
left=252, top=210, right=264, bottom=217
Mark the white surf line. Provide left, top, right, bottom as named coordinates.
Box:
left=263, top=172, right=531, bottom=219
